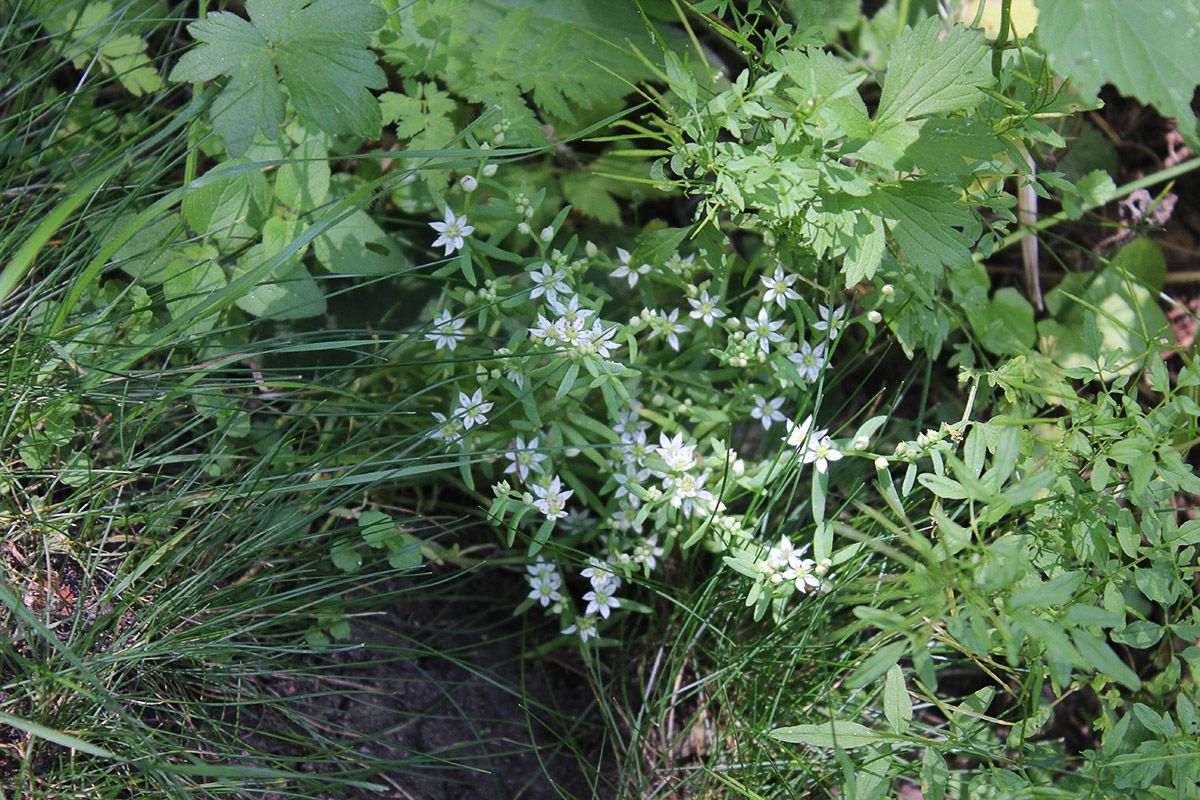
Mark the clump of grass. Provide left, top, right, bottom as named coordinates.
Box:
left=0, top=4, right=605, bottom=797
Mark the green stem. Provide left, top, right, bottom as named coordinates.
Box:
left=895, top=0, right=912, bottom=39
left=183, top=0, right=208, bottom=188
left=979, top=156, right=1200, bottom=262
left=991, top=0, right=1013, bottom=77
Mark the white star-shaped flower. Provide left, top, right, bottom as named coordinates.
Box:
left=425, top=309, right=465, bottom=351
left=761, top=267, right=800, bottom=308
left=789, top=340, right=827, bottom=383
left=429, top=207, right=474, bottom=256
left=454, top=389, right=493, bottom=429
left=687, top=289, right=726, bottom=327
left=750, top=395, right=786, bottom=430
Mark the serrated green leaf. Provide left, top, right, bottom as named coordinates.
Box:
left=842, top=210, right=886, bottom=285
left=1036, top=0, right=1200, bottom=146
left=382, top=0, right=685, bottom=121
left=170, top=0, right=385, bottom=156
left=876, top=17, right=991, bottom=125
left=635, top=227, right=691, bottom=267
left=894, top=117, right=1002, bottom=175
left=873, top=180, right=977, bottom=274
left=776, top=48, right=871, bottom=139
left=786, top=0, right=861, bottom=43
left=769, top=720, right=882, bottom=748
left=1063, top=169, right=1117, bottom=219
left=853, top=120, right=920, bottom=170
left=46, top=0, right=166, bottom=96
left=561, top=171, right=622, bottom=224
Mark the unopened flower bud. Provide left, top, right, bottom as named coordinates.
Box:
left=493, top=131, right=506, bottom=145
left=460, top=175, right=478, bottom=192
left=517, top=222, right=531, bottom=235
left=540, top=226, right=555, bottom=242
left=874, top=456, right=889, bottom=470
left=852, top=435, right=870, bottom=450
left=482, top=163, right=498, bottom=177
left=867, top=310, right=882, bottom=323
left=881, top=284, right=895, bottom=296
left=585, top=241, right=598, bottom=258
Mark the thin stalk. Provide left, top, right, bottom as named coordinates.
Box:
left=982, top=156, right=1200, bottom=261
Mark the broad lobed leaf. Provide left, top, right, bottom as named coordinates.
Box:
left=1036, top=0, right=1200, bottom=146
left=169, top=0, right=386, bottom=156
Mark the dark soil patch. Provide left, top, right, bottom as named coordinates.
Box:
left=241, top=566, right=606, bottom=800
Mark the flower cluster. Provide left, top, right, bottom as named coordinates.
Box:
left=784, top=415, right=844, bottom=474
left=757, top=535, right=832, bottom=594
left=418, top=179, right=880, bottom=641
